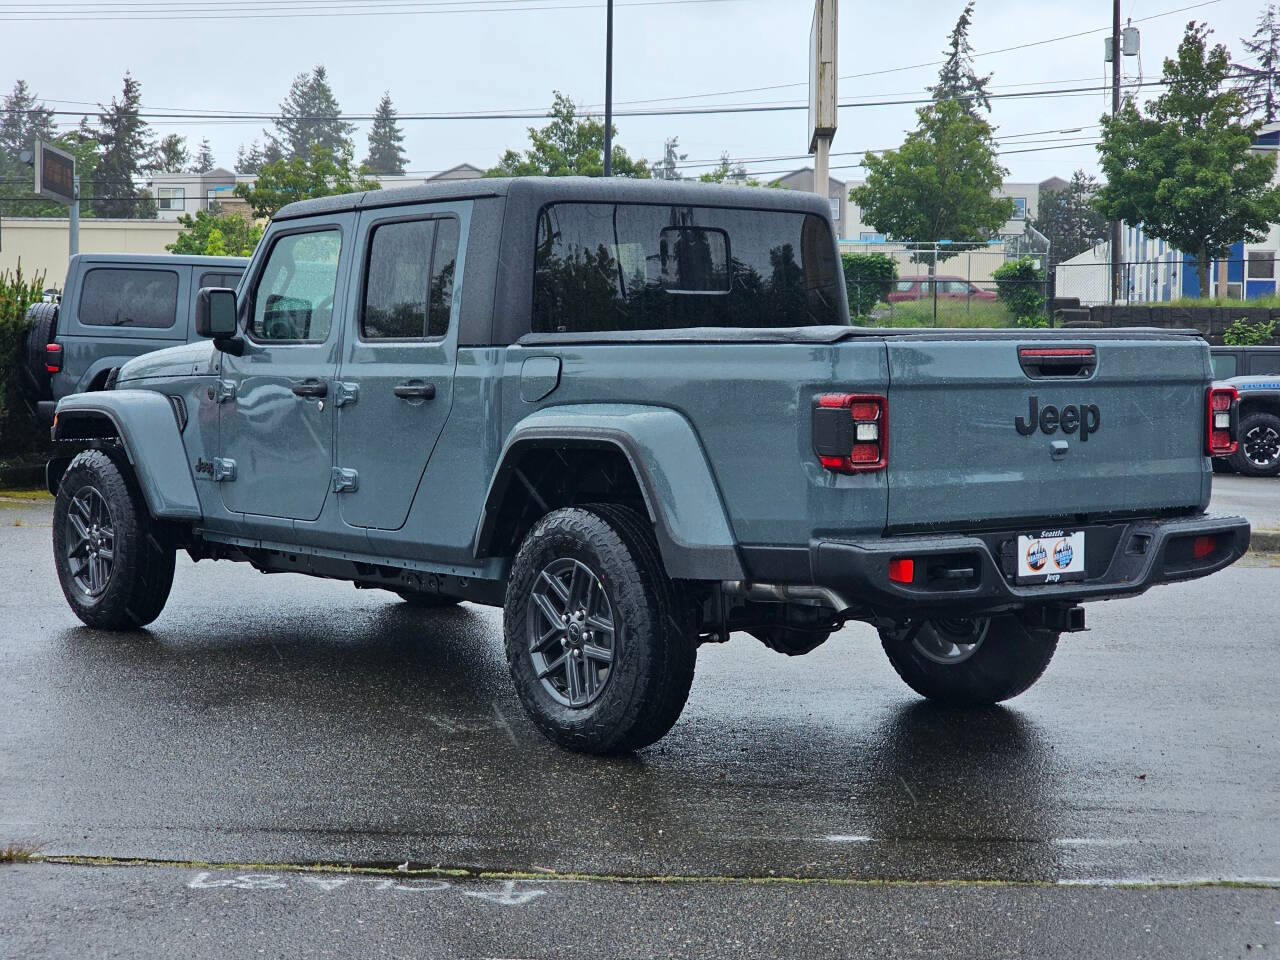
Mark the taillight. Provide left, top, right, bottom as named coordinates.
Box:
left=1206, top=386, right=1237, bottom=456
left=45, top=342, right=62, bottom=374
left=813, top=393, right=887, bottom=473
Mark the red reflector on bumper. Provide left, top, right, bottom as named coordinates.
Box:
left=1193, top=536, right=1216, bottom=560
left=888, top=557, right=915, bottom=584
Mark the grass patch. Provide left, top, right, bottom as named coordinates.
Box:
left=0, top=842, right=43, bottom=864
left=0, top=488, right=51, bottom=501
left=1163, top=296, right=1280, bottom=309
left=860, top=299, right=1019, bottom=328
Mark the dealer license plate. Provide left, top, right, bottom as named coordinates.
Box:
left=1016, top=530, right=1085, bottom=584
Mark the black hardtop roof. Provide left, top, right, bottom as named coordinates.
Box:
left=69, top=253, right=250, bottom=268
left=272, top=176, right=831, bottom=221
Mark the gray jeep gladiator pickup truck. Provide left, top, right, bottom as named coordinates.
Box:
left=46, top=177, right=1250, bottom=753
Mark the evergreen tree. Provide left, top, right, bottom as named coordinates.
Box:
left=149, top=133, right=189, bottom=172
left=363, top=92, right=407, bottom=175
left=1033, top=170, right=1108, bottom=267
left=266, top=65, right=356, bottom=161
left=656, top=136, right=686, bottom=180
left=930, top=1, right=993, bottom=115
left=1238, top=3, right=1280, bottom=123
left=235, top=140, right=268, bottom=174
left=0, top=80, right=56, bottom=165
left=190, top=138, right=216, bottom=174
left=93, top=73, right=157, bottom=218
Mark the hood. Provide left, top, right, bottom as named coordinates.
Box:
left=117, top=340, right=219, bottom=384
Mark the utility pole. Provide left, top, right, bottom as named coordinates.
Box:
left=603, top=0, right=614, bottom=177
left=1110, top=0, right=1122, bottom=303
left=69, top=176, right=80, bottom=257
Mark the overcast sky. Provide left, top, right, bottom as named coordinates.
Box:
left=1, top=0, right=1263, bottom=185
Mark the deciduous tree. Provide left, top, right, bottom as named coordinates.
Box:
left=167, top=209, right=263, bottom=256
left=234, top=143, right=379, bottom=219
left=1094, top=22, right=1280, bottom=294
left=485, top=92, right=649, bottom=178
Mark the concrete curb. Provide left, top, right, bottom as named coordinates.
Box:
left=1251, top=530, right=1280, bottom=555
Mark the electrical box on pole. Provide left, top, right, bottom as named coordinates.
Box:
left=808, top=0, right=838, bottom=199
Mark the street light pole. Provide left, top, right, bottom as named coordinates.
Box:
left=1110, top=0, right=1121, bottom=303
left=603, top=0, right=614, bottom=177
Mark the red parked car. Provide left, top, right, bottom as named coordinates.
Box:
left=887, top=276, right=998, bottom=303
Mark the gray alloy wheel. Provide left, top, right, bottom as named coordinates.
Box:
left=64, top=485, right=117, bottom=597
left=910, top=617, right=991, bottom=666
left=527, top=557, right=617, bottom=708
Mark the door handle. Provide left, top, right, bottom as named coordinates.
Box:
left=393, top=381, right=436, bottom=401
left=291, top=378, right=328, bottom=398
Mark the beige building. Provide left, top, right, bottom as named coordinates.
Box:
left=769, top=168, right=849, bottom=239
left=0, top=218, right=182, bottom=290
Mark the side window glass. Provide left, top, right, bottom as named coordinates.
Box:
left=249, top=229, right=341, bottom=343
left=428, top=218, right=459, bottom=338
left=1249, top=355, right=1280, bottom=376
left=80, top=269, right=179, bottom=328
left=199, top=271, right=242, bottom=291
left=362, top=220, right=433, bottom=339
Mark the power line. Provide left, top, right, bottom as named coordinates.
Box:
left=0, top=0, right=748, bottom=20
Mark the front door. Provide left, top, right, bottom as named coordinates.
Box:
left=334, top=205, right=466, bottom=530
left=219, top=220, right=350, bottom=521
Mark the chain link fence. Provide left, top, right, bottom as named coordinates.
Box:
left=1053, top=258, right=1274, bottom=307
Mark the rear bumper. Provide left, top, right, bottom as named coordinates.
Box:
left=801, top=514, right=1250, bottom=615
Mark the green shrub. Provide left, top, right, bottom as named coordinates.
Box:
left=992, top=256, right=1046, bottom=322
left=1222, top=316, right=1277, bottom=346
left=841, top=253, right=897, bottom=318
left=1015, top=314, right=1049, bottom=329
left=0, top=260, right=48, bottom=457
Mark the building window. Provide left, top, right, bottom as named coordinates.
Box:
left=859, top=232, right=886, bottom=243
left=1248, top=251, right=1276, bottom=279
left=1009, top=197, right=1027, bottom=220
left=156, top=186, right=185, bottom=212
left=828, top=197, right=841, bottom=223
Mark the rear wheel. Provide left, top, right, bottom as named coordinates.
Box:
left=503, top=504, right=696, bottom=754
left=1230, top=412, right=1280, bottom=478
left=52, top=450, right=175, bottom=630
left=879, top=614, right=1058, bottom=706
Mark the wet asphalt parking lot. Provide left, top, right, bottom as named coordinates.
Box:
left=1, top=486, right=1278, bottom=958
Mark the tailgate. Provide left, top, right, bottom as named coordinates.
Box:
left=885, top=333, right=1209, bottom=530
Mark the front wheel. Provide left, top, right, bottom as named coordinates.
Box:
left=503, top=504, right=696, bottom=754
left=1230, top=412, right=1280, bottom=478
left=879, top=614, right=1058, bottom=706
left=52, top=450, right=175, bottom=630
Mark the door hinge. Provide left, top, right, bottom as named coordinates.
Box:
left=332, top=467, right=359, bottom=493
left=334, top=381, right=360, bottom=407
left=215, top=379, right=236, bottom=403
left=212, top=457, right=237, bottom=482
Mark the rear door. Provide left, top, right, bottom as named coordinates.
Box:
left=333, top=203, right=466, bottom=530
left=884, top=335, right=1208, bottom=530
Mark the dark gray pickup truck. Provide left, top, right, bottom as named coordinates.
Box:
left=22, top=252, right=247, bottom=421
left=46, top=177, right=1250, bottom=753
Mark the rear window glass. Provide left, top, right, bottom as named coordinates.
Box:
left=532, top=202, right=843, bottom=332
left=199, top=271, right=242, bottom=291
left=79, top=268, right=179, bottom=328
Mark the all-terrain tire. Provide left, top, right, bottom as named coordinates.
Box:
left=395, top=590, right=462, bottom=608
left=1230, top=411, right=1280, bottom=478
left=503, top=504, right=696, bottom=754
left=52, top=449, right=176, bottom=630
left=21, top=301, right=59, bottom=404
left=879, top=614, right=1058, bottom=706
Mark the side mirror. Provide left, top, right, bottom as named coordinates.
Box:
left=194, top=287, right=238, bottom=341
